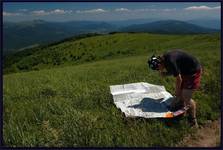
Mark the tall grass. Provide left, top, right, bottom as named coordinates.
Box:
left=3, top=33, right=220, bottom=147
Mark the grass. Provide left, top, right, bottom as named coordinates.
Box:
left=4, top=33, right=220, bottom=74
left=3, top=33, right=221, bottom=147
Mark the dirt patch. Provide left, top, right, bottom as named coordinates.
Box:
left=177, top=118, right=221, bottom=147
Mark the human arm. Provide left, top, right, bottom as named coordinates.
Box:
left=175, top=74, right=182, bottom=97
left=169, top=74, right=182, bottom=110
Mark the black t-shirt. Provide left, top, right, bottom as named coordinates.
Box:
left=163, top=50, right=201, bottom=77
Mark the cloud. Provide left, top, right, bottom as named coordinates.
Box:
left=134, top=8, right=156, bottom=12
left=76, top=8, right=108, bottom=14
left=50, top=9, right=72, bottom=14
left=31, top=10, right=49, bottom=16
left=115, top=8, right=129, bottom=12
left=3, top=11, right=22, bottom=16
left=162, top=8, right=177, bottom=12
left=31, top=9, right=72, bottom=16
left=184, top=5, right=220, bottom=11
left=51, top=9, right=66, bottom=14
left=114, top=8, right=176, bottom=13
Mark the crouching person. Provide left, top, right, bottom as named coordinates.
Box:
left=148, top=50, right=202, bottom=128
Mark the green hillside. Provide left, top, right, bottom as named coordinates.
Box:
left=4, top=33, right=220, bottom=74
left=3, top=33, right=220, bottom=147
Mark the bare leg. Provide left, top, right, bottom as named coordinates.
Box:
left=170, top=90, right=183, bottom=111
left=182, top=89, right=198, bottom=128
left=188, top=99, right=196, bottom=119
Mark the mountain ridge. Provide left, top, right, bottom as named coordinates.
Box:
left=120, top=20, right=219, bottom=34
left=3, top=19, right=220, bottom=55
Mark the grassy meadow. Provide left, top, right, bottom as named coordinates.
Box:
left=3, top=33, right=221, bottom=147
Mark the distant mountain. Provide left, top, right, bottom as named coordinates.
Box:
left=120, top=20, right=219, bottom=34
left=187, top=19, right=221, bottom=30
left=3, top=20, right=117, bottom=55
left=3, top=19, right=220, bottom=56
left=108, top=18, right=221, bottom=29
left=108, top=18, right=158, bottom=27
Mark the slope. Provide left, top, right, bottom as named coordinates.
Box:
left=4, top=33, right=220, bottom=74
left=3, top=33, right=221, bottom=147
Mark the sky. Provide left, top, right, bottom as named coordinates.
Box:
left=3, top=2, right=221, bottom=22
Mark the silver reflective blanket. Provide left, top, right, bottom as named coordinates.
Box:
left=110, top=82, right=176, bottom=118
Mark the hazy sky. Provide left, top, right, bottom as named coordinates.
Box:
left=3, top=2, right=221, bottom=22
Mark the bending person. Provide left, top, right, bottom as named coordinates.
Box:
left=148, top=50, right=202, bottom=128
